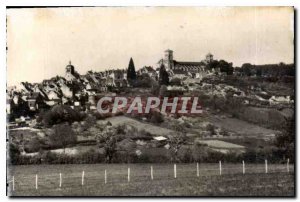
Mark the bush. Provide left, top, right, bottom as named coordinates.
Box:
left=93, top=112, right=112, bottom=120
left=149, top=111, right=164, bottom=124
left=9, top=143, right=20, bottom=165
left=38, top=105, right=85, bottom=127
left=192, top=144, right=209, bottom=162
left=159, top=85, right=167, bottom=97
left=170, top=78, right=182, bottom=86
left=82, top=115, right=97, bottom=131
left=24, top=137, right=43, bottom=153
left=49, top=123, right=77, bottom=153
left=10, top=147, right=290, bottom=165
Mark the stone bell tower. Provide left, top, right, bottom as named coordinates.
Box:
left=164, top=49, right=174, bottom=70
left=66, top=61, right=75, bottom=74
left=205, top=53, right=214, bottom=63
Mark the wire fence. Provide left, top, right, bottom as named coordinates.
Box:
left=7, top=160, right=294, bottom=194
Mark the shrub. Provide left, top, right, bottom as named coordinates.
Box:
left=24, top=137, right=43, bottom=153
left=9, top=143, right=20, bottom=165
left=149, top=111, right=164, bottom=124
left=192, top=143, right=209, bottom=162
left=38, top=105, right=85, bottom=127
left=48, top=123, right=77, bottom=153
left=93, top=112, right=112, bottom=120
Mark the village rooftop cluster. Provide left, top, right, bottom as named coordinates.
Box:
left=7, top=49, right=294, bottom=127
left=7, top=50, right=223, bottom=122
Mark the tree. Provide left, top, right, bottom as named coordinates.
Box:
left=95, top=122, right=119, bottom=163
left=274, top=117, right=295, bottom=160
left=39, top=105, right=85, bottom=127
left=192, top=142, right=209, bottom=162
left=9, top=143, right=20, bottom=165
left=168, top=132, right=187, bottom=162
left=49, top=123, right=77, bottom=153
left=256, top=68, right=262, bottom=77
left=26, top=137, right=43, bottom=153
left=167, top=121, right=187, bottom=162
left=219, top=60, right=233, bottom=75
left=127, top=57, right=137, bottom=82
left=159, top=85, right=167, bottom=97
left=241, top=63, right=252, bottom=76
left=159, top=63, right=169, bottom=86
left=149, top=111, right=164, bottom=123
left=208, top=60, right=219, bottom=69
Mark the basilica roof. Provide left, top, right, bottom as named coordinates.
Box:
left=173, top=60, right=206, bottom=73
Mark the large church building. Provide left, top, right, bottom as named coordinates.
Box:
left=158, top=49, right=213, bottom=73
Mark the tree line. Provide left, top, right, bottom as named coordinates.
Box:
left=238, top=63, right=295, bottom=77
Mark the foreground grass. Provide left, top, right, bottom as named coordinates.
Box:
left=8, top=163, right=294, bottom=196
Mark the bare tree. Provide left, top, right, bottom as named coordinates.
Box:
left=168, top=132, right=187, bottom=162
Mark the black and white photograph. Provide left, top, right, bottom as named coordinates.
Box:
left=5, top=6, right=295, bottom=197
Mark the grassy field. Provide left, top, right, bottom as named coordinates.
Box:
left=8, top=163, right=294, bottom=196
left=207, top=115, right=279, bottom=139
left=101, top=116, right=174, bottom=136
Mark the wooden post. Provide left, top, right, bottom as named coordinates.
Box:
left=81, top=171, right=85, bottom=186
left=59, top=173, right=62, bottom=188
left=242, top=160, right=245, bottom=174
left=219, top=161, right=222, bottom=176
left=151, top=166, right=153, bottom=180
left=12, top=176, right=14, bottom=191
left=197, top=163, right=199, bottom=177
left=128, top=168, right=130, bottom=182
left=35, top=174, right=38, bottom=190
left=104, top=170, right=107, bottom=184
left=265, top=159, right=268, bottom=174
left=287, top=158, right=290, bottom=173
left=174, top=164, right=177, bottom=179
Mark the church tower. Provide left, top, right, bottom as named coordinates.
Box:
left=66, top=61, right=75, bottom=74
left=164, top=49, right=174, bottom=70
left=205, top=53, right=214, bottom=63
left=65, top=61, right=76, bottom=83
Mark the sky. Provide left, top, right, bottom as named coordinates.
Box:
left=7, top=7, right=294, bottom=86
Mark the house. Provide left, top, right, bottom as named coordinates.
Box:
left=105, top=69, right=128, bottom=87
left=27, top=92, right=45, bottom=111
left=138, top=66, right=157, bottom=77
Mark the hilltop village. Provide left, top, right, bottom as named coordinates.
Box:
left=7, top=49, right=295, bottom=165
left=7, top=50, right=230, bottom=119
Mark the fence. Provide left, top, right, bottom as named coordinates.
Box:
left=7, top=160, right=294, bottom=194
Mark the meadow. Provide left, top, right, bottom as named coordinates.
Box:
left=8, top=163, right=294, bottom=196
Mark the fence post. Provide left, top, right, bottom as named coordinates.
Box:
left=104, top=170, right=107, bottom=184
left=197, top=163, right=199, bottom=177
left=35, top=174, right=38, bottom=190
left=128, top=167, right=130, bottom=182
left=82, top=171, right=85, bottom=186
left=12, top=176, right=14, bottom=191
left=219, top=161, right=222, bottom=176
left=265, top=159, right=268, bottom=174
left=59, top=173, right=62, bottom=188
left=174, top=164, right=177, bottom=179
left=242, top=160, right=245, bottom=174
left=151, top=166, right=153, bottom=180
left=287, top=158, right=290, bottom=173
